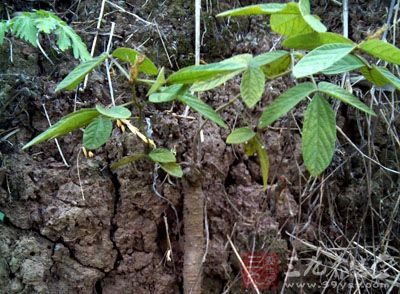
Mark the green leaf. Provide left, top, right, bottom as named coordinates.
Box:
left=160, top=162, right=183, bottom=178
left=34, top=10, right=59, bottom=34
left=220, top=53, right=253, bottom=66
left=358, top=39, right=400, bottom=65
left=240, top=67, right=265, bottom=108
left=250, top=50, right=289, bottom=68
left=282, top=32, right=354, bottom=50
left=95, top=105, right=131, bottom=119
left=302, top=95, right=336, bottom=176
left=148, top=148, right=176, bottom=163
left=111, top=153, right=147, bottom=169
left=259, top=82, right=316, bottom=128
left=147, top=67, right=166, bottom=96
left=190, top=70, right=242, bottom=92
left=0, top=211, right=4, bottom=222
left=322, top=54, right=365, bottom=75
left=55, top=53, right=108, bottom=92
left=226, top=127, right=256, bottom=144
left=178, top=94, right=228, bottom=128
left=299, top=0, right=327, bottom=32
left=168, top=60, right=246, bottom=84
left=270, top=3, right=314, bottom=37
left=253, top=136, right=269, bottom=191
left=23, top=109, right=100, bottom=149
left=9, top=12, right=38, bottom=46
left=262, top=54, right=291, bottom=79
left=112, top=47, right=158, bottom=75
left=0, top=21, right=8, bottom=45
left=375, top=67, right=400, bottom=91
left=360, top=66, right=390, bottom=87
left=318, top=82, right=375, bottom=115
left=149, top=84, right=185, bottom=103
left=216, top=3, right=286, bottom=17
left=293, top=43, right=355, bottom=78
left=83, top=116, right=113, bottom=150
left=57, top=24, right=91, bottom=61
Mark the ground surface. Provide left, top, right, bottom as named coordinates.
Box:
left=0, top=0, right=399, bottom=293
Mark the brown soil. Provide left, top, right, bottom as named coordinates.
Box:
left=1, top=0, right=399, bottom=293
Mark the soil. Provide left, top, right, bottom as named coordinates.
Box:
left=0, top=0, right=399, bottom=293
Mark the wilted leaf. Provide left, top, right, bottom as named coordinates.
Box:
left=360, top=66, right=390, bottom=87
left=262, top=54, right=291, bottom=79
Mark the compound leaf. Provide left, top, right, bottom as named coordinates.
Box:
left=149, top=148, right=176, bottom=163
left=83, top=116, right=113, bottom=150
left=9, top=12, right=38, bottom=46
left=302, top=95, right=336, bottom=176
left=96, top=105, right=131, bottom=119
left=34, top=10, right=59, bottom=34
left=112, top=47, right=157, bottom=75
left=160, top=162, right=183, bottom=178
left=270, top=3, right=314, bottom=37
left=259, top=82, right=316, bottom=128
left=318, top=82, right=375, bottom=115
left=226, top=127, right=256, bottom=144
left=149, top=84, right=185, bottom=103
left=216, top=3, right=286, bottom=17
left=283, top=32, right=354, bottom=50
left=322, top=54, right=365, bottom=75
left=293, top=43, right=355, bottom=78
left=58, top=24, right=91, bottom=61
left=23, top=109, right=100, bottom=149
left=358, top=39, right=400, bottom=65
left=55, top=53, right=108, bottom=92
left=178, top=94, right=228, bottom=128
left=111, top=153, right=146, bottom=169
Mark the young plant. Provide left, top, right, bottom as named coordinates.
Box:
left=0, top=10, right=90, bottom=61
